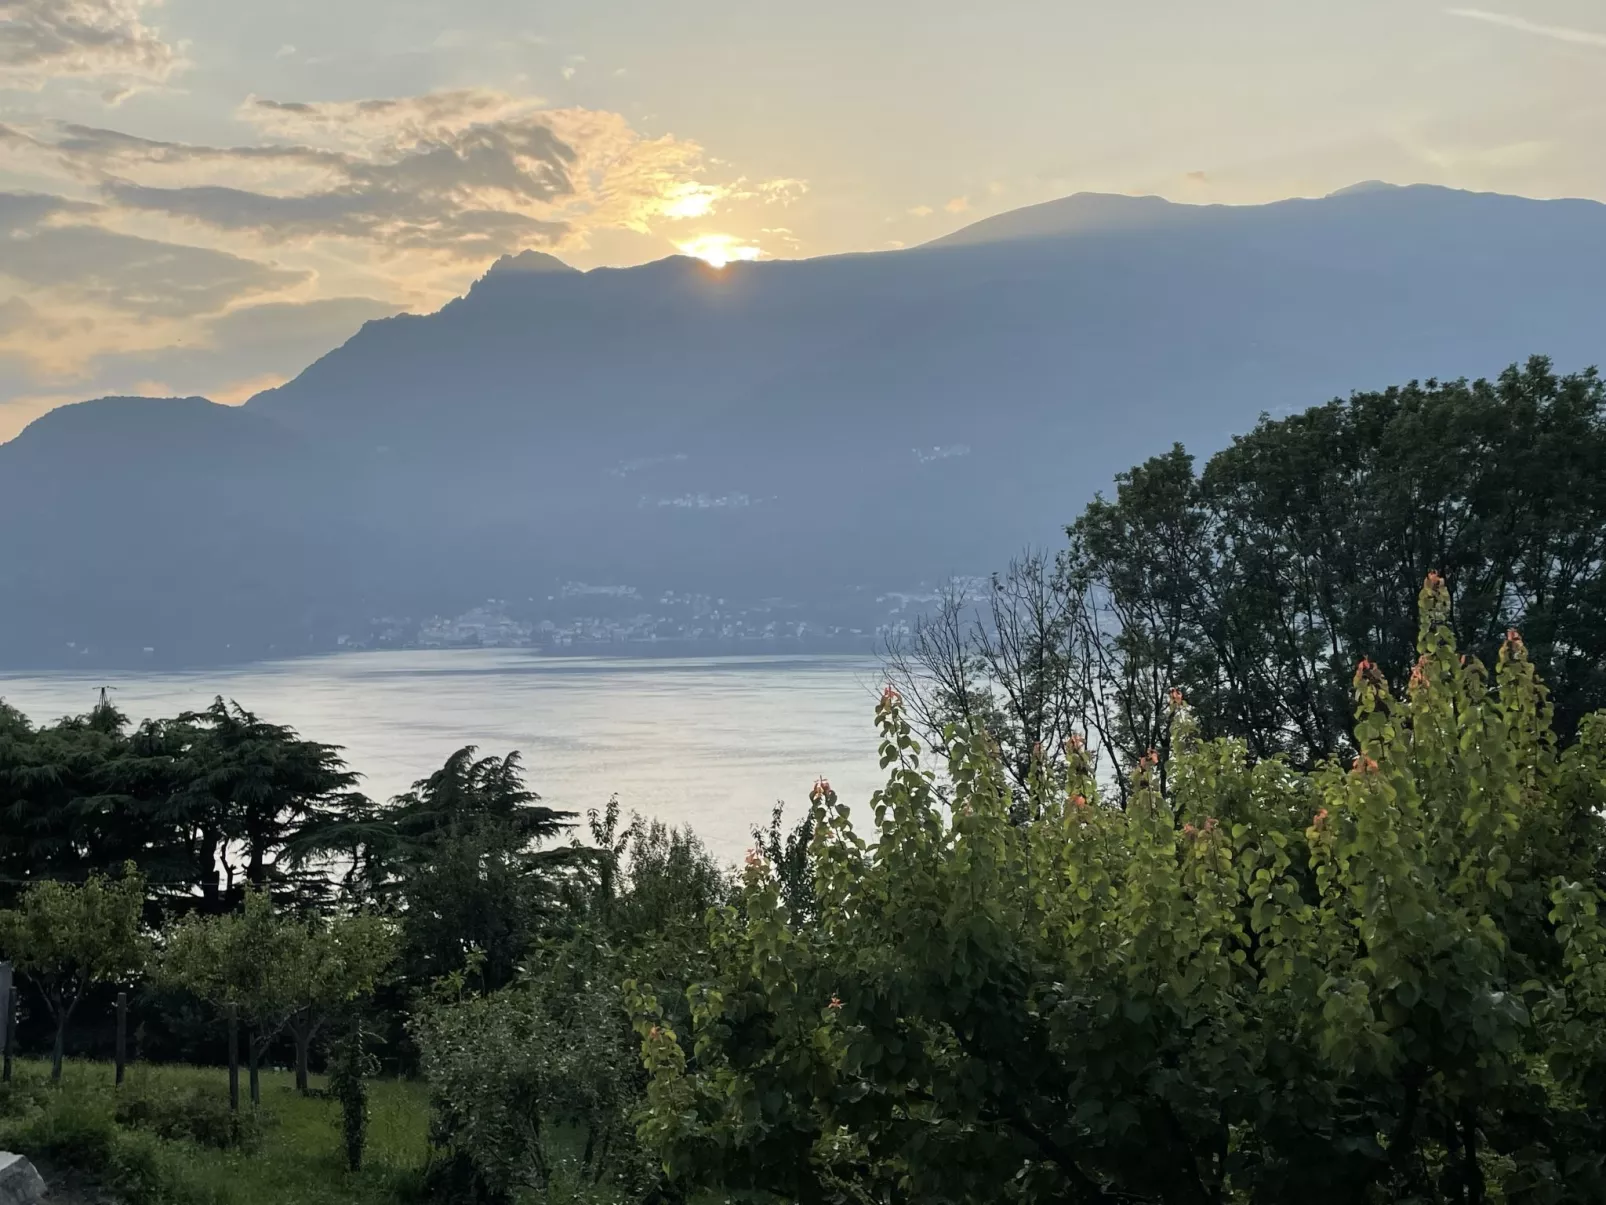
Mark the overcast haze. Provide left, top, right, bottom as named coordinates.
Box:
left=2, top=0, right=1604, bottom=440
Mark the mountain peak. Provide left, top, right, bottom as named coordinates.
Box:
left=483, top=249, right=579, bottom=278
left=925, top=191, right=1186, bottom=249
left=1327, top=180, right=1403, bottom=198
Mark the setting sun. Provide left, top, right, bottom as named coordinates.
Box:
left=675, top=233, right=763, bottom=268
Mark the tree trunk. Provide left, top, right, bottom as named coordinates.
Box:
left=294, top=1023, right=311, bottom=1095
left=199, top=830, right=224, bottom=913
left=248, top=1034, right=262, bottom=1109
left=51, top=1015, right=65, bottom=1083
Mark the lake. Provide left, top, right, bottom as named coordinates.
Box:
left=0, top=651, right=890, bottom=863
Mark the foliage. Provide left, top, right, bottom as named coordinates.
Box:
left=114, top=1078, right=264, bottom=1151
left=328, top=1017, right=383, bottom=1172
left=891, top=357, right=1606, bottom=793
left=414, top=810, right=730, bottom=1202
left=161, top=889, right=290, bottom=1106
left=283, top=911, right=398, bottom=1094
left=635, top=576, right=1606, bottom=1204
left=586, top=798, right=730, bottom=949
left=2, top=1059, right=431, bottom=1205
left=0, top=1077, right=223, bottom=1205
left=0, top=693, right=363, bottom=913
left=162, top=698, right=365, bottom=909
left=751, top=790, right=825, bottom=927
left=306, top=747, right=577, bottom=993
left=0, top=864, right=149, bottom=1080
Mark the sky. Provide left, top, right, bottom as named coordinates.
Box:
left=1, top=0, right=1604, bottom=441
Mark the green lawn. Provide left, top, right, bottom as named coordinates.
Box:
left=0, top=1059, right=430, bottom=1205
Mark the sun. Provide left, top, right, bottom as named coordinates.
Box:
left=676, top=234, right=763, bottom=269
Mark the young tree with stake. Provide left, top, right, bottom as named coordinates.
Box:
left=0, top=865, right=149, bottom=1082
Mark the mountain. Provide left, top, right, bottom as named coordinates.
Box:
left=3, top=183, right=1604, bottom=668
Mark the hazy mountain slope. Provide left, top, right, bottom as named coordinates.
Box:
left=3, top=184, right=1603, bottom=667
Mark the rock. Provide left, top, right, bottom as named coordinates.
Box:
left=0, top=1153, right=46, bottom=1205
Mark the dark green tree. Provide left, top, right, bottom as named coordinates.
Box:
left=892, top=356, right=1606, bottom=787
left=163, top=698, right=364, bottom=911
left=325, top=747, right=576, bottom=992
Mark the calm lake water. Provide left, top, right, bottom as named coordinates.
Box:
left=0, top=651, right=890, bottom=863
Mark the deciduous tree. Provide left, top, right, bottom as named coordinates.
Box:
left=0, top=864, right=149, bottom=1080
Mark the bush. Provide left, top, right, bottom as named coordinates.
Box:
left=114, top=1079, right=264, bottom=1151
left=413, top=936, right=662, bottom=1203
left=0, top=1076, right=52, bottom=1119
left=633, top=576, right=1606, bottom=1204
left=0, top=1084, right=222, bottom=1205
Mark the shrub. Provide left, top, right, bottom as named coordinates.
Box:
left=114, top=1079, right=263, bottom=1152
left=0, top=1084, right=222, bottom=1205
left=413, top=938, right=660, bottom=1203
left=633, top=575, right=1606, bottom=1204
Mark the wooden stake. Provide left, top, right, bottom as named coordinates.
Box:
left=0, top=962, right=11, bottom=1080
left=114, top=991, right=128, bottom=1087
left=0, top=971, right=14, bottom=1085
left=227, top=1002, right=240, bottom=1113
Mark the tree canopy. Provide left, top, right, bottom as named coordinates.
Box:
left=892, top=356, right=1606, bottom=796
left=639, top=576, right=1606, bottom=1204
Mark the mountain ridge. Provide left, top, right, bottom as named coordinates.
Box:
left=3, top=182, right=1603, bottom=668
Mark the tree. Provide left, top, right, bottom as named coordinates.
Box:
left=886, top=554, right=1085, bottom=807
left=0, top=693, right=368, bottom=913
left=0, top=693, right=151, bottom=897
left=890, top=357, right=1606, bottom=788
left=634, top=576, right=1606, bottom=1203
left=327, top=1016, right=381, bottom=1172
left=162, top=889, right=303, bottom=1108
left=0, top=865, right=149, bottom=1080
left=414, top=807, right=727, bottom=1203
left=282, top=911, right=397, bottom=1095
left=751, top=787, right=829, bottom=927
left=162, top=699, right=365, bottom=911
left=339, top=747, right=576, bottom=993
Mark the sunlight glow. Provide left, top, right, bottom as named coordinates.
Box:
left=659, top=182, right=722, bottom=220
left=676, top=233, right=763, bottom=268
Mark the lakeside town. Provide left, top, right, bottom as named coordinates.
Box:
left=339, top=580, right=988, bottom=655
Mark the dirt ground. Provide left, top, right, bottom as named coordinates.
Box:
left=26, top=1159, right=120, bottom=1205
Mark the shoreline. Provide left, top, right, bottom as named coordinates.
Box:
left=0, top=636, right=887, bottom=678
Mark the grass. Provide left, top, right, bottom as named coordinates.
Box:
left=0, top=1058, right=431, bottom=1205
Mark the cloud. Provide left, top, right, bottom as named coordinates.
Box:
left=0, top=87, right=809, bottom=429
left=944, top=195, right=970, bottom=214
left=0, top=196, right=304, bottom=316
left=907, top=204, right=933, bottom=217
left=1446, top=8, right=1606, bottom=48
left=14, top=91, right=768, bottom=262
left=0, top=290, right=399, bottom=438
left=1185, top=169, right=1209, bottom=183
left=0, top=0, right=180, bottom=91
left=756, top=177, right=808, bottom=205
left=0, top=188, right=308, bottom=376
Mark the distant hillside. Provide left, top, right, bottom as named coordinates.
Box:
left=3, top=183, right=1603, bottom=667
